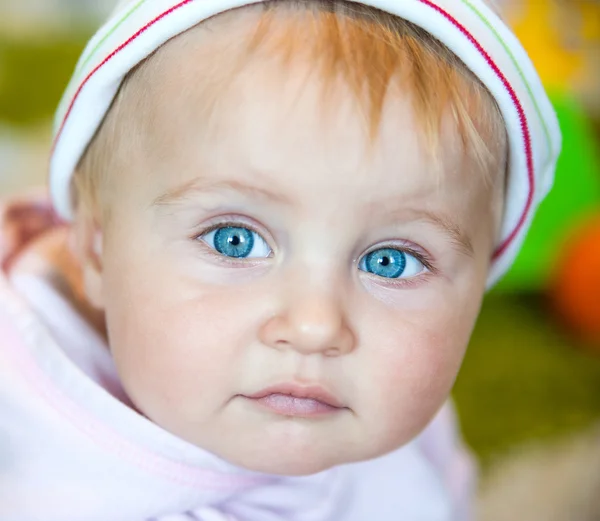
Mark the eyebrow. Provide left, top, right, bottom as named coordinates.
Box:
left=154, top=177, right=474, bottom=256
left=384, top=207, right=475, bottom=258
left=152, top=177, right=293, bottom=207
left=421, top=210, right=474, bottom=257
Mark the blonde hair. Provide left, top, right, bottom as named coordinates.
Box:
left=74, top=0, right=507, bottom=218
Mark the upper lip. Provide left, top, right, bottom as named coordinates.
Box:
left=246, top=383, right=345, bottom=409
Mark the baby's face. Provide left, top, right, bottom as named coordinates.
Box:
left=92, top=23, right=502, bottom=475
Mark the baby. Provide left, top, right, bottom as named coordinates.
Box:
left=0, top=0, right=560, bottom=519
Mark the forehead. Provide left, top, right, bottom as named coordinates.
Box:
left=120, top=8, right=497, bottom=213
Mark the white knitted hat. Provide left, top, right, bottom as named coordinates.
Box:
left=50, top=0, right=562, bottom=287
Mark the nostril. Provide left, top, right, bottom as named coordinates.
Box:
left=258, top=299, right=355, bottom=355
left=274, top=339, right=291, bottom=348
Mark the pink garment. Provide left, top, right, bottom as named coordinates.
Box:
left=0, top=196, right=476, bottom=521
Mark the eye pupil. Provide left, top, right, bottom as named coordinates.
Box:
left=214, top=227, right=255, bottom=258
left=364, top=248, right=406, bottom=279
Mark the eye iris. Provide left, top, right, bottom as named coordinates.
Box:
left=214, top=227, right=254, bottom=258
left=366, top=248, right=406, bottom=279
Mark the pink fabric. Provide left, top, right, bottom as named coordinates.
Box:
left=0, top=190, right=62, bottom=272
left=0, top=196, right=476, bottom=520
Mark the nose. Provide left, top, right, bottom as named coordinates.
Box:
left=259, top=287, right=356, bottom=357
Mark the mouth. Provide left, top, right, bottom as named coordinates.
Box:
left=242, top=383, right=347, bottom=418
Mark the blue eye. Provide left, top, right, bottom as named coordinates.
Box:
left=201, top=226, right=272, bottom=259
left=359, top=247, right=425, bottom=279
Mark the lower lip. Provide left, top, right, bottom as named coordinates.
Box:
left=247, top=393, right=343, bottom=418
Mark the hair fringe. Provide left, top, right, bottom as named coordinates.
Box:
left=73, top=0, right=507, bottom=216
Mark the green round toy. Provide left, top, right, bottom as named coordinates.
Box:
left=496, top=92, right=600, bottom=293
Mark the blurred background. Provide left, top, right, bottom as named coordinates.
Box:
left=0, top=0, right=599, bottom=519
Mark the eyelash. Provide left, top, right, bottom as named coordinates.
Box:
left=192, top=218, right=275, bottom=265
left=356, top=244, right=437, bottom=290
left=364, top=244, right=436, bottom=273
left=193, top=218, right=437, bottom=276
left=195, top=219, right=267, bottom=242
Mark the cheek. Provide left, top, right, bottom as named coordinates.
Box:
left=362, top=291, right=481, bottom=443
left=100, top=249, right=264, bottom=420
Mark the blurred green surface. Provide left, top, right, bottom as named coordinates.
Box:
left=0, top=34, right=88, bottom=127
left=454, top=293, right=600, bottom=464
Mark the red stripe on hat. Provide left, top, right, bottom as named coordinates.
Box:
left=53, top=0, right=533, bottom=261
left=51, top=0, right=194, bottom=155
left=416, top=0, right=534, bottom=260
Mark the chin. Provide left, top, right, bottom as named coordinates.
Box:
left=224, top=443, right=345, bottom=477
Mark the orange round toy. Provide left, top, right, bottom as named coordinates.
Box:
left=551, top=214, right=600, bottom=347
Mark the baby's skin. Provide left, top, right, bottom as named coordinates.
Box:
left=19, top=9, right=504, bottom=477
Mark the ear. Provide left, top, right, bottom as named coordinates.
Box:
left=68, top=210, right=105, bottom=310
